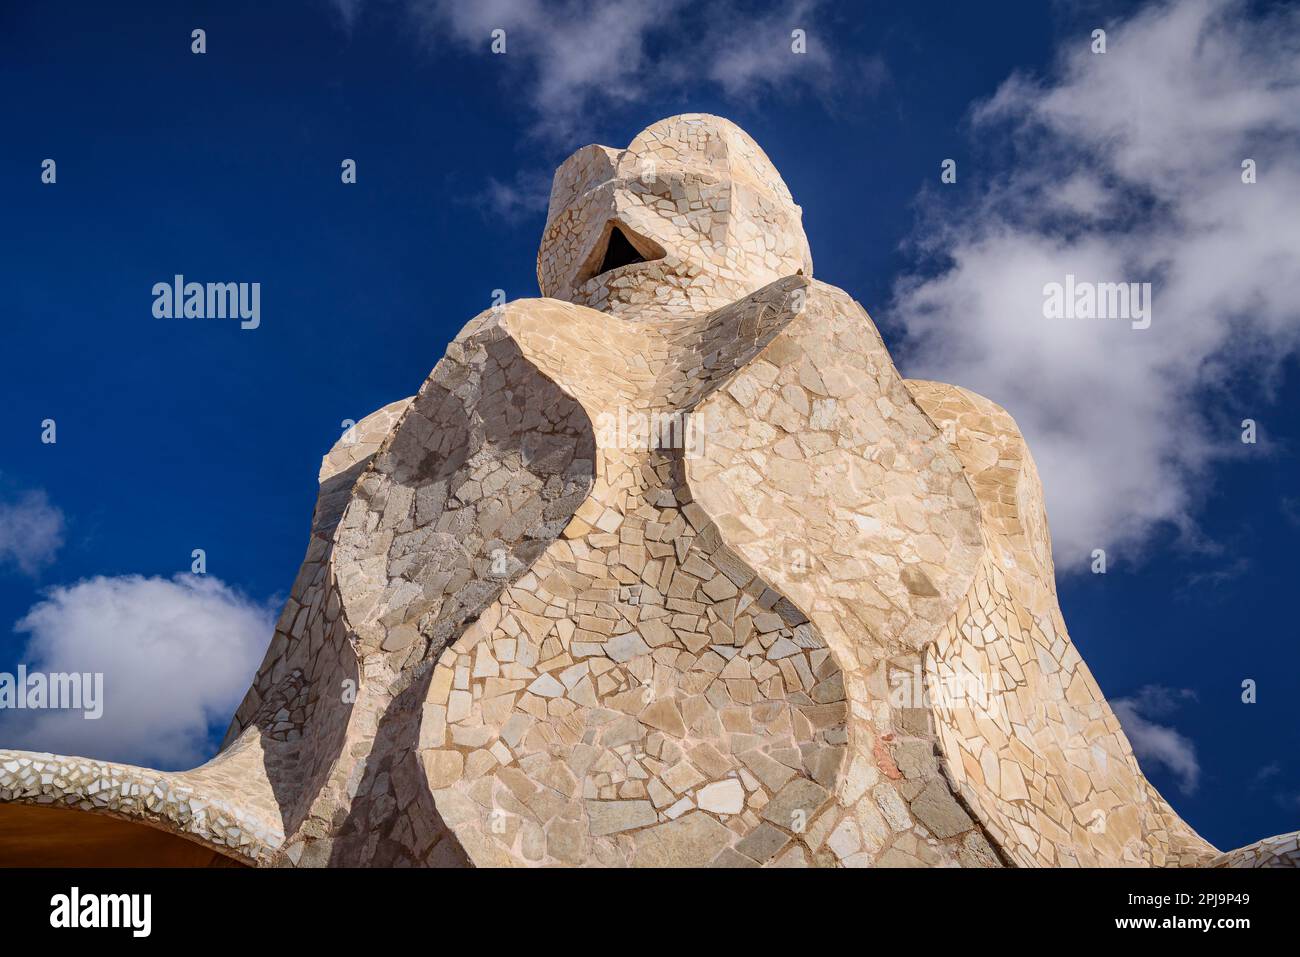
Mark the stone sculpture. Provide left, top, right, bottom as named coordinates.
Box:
left=2, top=114, right=1295, bottom=868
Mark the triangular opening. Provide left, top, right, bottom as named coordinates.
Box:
left=574, top=221, right=666, bottom=287
left=596, top=225, right=649, bottom=276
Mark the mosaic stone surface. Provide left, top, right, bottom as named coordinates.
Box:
left=906, top=382, right=1215, bottom=867
left=1, top=114, right=1294, bottom=868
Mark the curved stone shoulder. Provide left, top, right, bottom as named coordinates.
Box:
left=686, top=279, right=1000, bottom=866
left=278, top=299, right=604, bottom=865
left=906, top=380, right=1216, bottom=866
left=904, top=381, right=1055, bottom=589
left=333, top=300, right=601, bottom=660
left=692, top=282, right=985, bottom=650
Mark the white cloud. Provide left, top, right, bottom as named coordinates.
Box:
left=1, top=575, right=273, bottom=770
left=0, top=487, right=65, bottom=576
left=1113, top=685, right=1201, bottom=794
left=402, top=0, right=876, bottom=140
left=705, top=0, right=888, bottom=103
left=407, top=0, right=678, bottom=142
left=708, top=0, right=831, bottom=96
left=891, top=0, right=1300, bottom=569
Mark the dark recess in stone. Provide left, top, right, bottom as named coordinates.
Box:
left=597, top=226, right=648, bottom=275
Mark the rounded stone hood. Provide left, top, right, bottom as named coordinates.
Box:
left=536, top=113, right=814, bottom=320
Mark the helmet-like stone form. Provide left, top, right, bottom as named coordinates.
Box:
left=537, top=113, right=814, bottom=319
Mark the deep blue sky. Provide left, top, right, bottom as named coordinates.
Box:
left=1, top=0, right=1296, bottom=853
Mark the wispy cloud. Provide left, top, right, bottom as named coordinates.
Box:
left=1113, top=684, right=1200, bottom=794
left=707, top=0, right=886, bottom=101
left=1282, top=496, right=1300, bottom=527
left=0, top=486, right=65, bottom=577
left=1251, top=761, right=1281, bottom=789
left=891, top=0, right=1300, bottom=569
left=1181, top=555, right=1250, bottom=594
left=327, top=0, right=364, bottom=31
left=1, top=574, right=273, bottom=769
left=328, top=1, right=885, bottom=219
left=335, top=0, right=886, bottom=142
left=477, top=168, right=554, bottom=221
